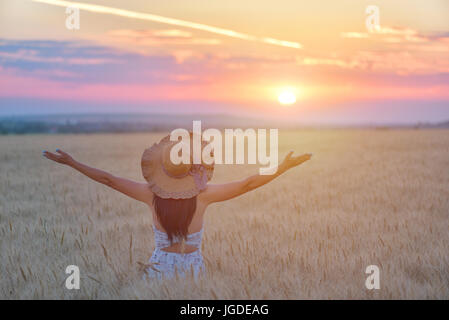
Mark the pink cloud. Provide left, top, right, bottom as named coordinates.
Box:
left=0, top=67, right=230, bottom=103
left=171, top=50, right=205, bottom=63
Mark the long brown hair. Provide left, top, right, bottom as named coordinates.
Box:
left=152, top=194, right=197, bottom=243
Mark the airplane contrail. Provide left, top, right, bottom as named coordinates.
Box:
left=31, top=0, right=302, bottom=49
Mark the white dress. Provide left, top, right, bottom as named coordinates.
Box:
left=144, top=226, right=205, bottom=280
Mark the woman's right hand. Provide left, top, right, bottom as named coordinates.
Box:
left=43, top=149, right=75, bottom=166
left=279, top=151, right=312, bottom=172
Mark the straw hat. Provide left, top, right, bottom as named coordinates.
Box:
left=141, top=134, right=214, bottom=199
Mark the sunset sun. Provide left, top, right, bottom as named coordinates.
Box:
left=278, top=89, right=297, bottom=105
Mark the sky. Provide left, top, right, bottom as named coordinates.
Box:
left=0, top=0, right=448, bottom=124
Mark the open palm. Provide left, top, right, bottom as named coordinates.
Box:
left=281, top=151, right=312, bottom=171
left=43, top=149, right=74, bottom=166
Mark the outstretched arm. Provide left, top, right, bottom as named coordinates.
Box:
left=200, top=151, right=312, bottom=204
left=43, top=149, right=153, bottom=204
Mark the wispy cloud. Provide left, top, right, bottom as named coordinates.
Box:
left=0, top=49, right=117, bottom=65
left=337, top=25, right=449, bottom=74
left=341, top=25, right=449, bottom=46
left=297, top=50, right=449, bottom=75
left=106, top=29, right=222, bottom=48
left=298, top=57, right=358, bottom=69
left=340, top=32, right=369, bottom=39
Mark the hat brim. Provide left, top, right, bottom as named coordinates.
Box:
left=141, top=135, right=214, bottom=199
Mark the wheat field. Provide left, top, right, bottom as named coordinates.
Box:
left=0, top=129, right=448, bottom=299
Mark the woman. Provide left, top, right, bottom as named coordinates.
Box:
left=43, top=134, right=312, bottom=280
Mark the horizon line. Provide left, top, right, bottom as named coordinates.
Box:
left=1, top=112, right=448, bottom=127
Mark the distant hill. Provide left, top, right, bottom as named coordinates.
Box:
left=423, top=120, right=449, bottom=128
left=0, top=113, right=448, bottom=134
left=0, top=113, right=291, bottom=134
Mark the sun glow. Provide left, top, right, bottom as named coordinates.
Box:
left=278, top=88, right=297, bottom=105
